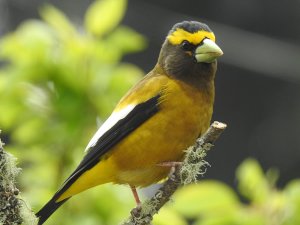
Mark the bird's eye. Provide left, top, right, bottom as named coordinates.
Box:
left=181, top=40, right=194, bottom=51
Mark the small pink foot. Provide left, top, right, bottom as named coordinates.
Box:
left=157, top=162, right=182, bottom=167
left=157, top=161, right=183, bottom=181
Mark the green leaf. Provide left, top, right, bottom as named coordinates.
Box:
left=40, top=4, right=76, bottom=37
left=85, top=0, right=127, bottom=36
left=233, top=209, right=265, bottom=225
left=284, top=179, right=300, bottom=225
left=107, top=26, right=147, bottom=53
left=285, top=179, right=300, bottom=201
left=153, top=207, right=187, bottom=225
left=0, top=20, right=54, bottom=65
left=236, top=158, right=269, bottom=202
left=171, top=181, right=239, bottom=218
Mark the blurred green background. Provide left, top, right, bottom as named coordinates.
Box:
left=0, top=0, right=300, bottom=225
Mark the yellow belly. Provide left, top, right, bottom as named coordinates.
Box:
left=113, top=80, right=213, bottom=186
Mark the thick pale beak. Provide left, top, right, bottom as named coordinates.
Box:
left=194, top=39, right=223, bottom=63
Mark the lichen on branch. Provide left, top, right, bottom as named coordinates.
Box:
left=0, top=133, right=37, bottom=225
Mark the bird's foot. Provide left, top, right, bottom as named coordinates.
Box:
left=157, top=161, right=182, bottom=181
left=157, top=162, right=182, bottom=167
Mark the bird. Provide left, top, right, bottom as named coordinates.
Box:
left=36, top=20, right=223, bottom=224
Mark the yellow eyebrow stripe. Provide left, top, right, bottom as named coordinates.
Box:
left=167, top=28, right=216, bottom=45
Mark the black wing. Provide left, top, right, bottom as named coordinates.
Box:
left=36, top=94, right=161, bottom=225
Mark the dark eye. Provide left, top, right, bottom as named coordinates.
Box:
left=181, top=40, right=194, bottom=51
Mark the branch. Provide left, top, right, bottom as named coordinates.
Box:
left=121, top=121, right=227, bottom=225
left=0, top=132, right=38, bottom=225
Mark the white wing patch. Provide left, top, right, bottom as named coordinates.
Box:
left=85, top=104, right=136, bottom=152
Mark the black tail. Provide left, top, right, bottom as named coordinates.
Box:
left=36, top=197, right=69, bottom=225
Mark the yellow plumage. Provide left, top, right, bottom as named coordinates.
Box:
left=58, top=65, right=214, bottom=201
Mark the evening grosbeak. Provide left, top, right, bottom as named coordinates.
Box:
left=36, top=21, right=223, bottom=224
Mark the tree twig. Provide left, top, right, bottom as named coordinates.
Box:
left=121, top=121, right=227, bottom=225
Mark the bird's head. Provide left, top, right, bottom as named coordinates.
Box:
left=158, top=21, right=223, bottom=80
